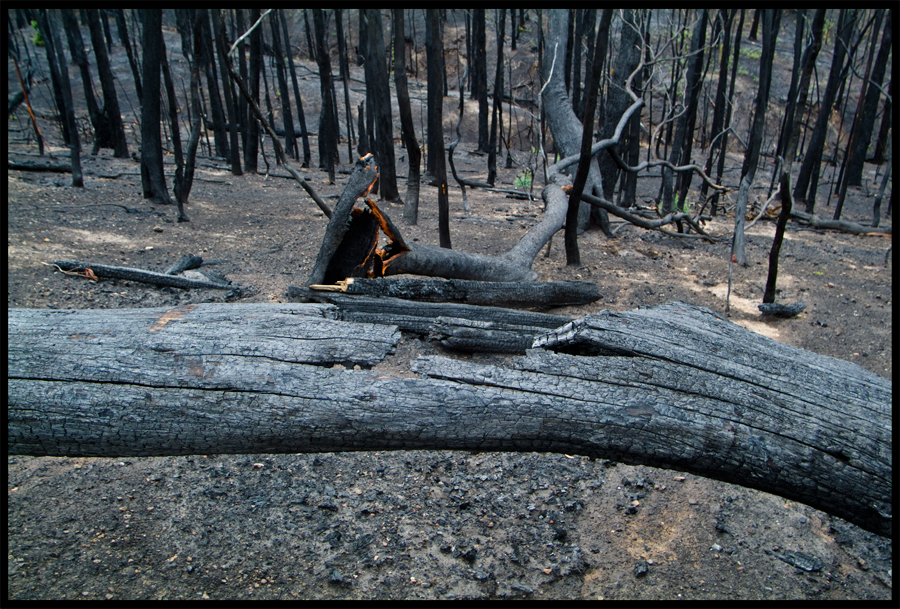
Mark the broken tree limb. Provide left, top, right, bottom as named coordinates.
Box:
left=581, top=191, right=717, bottom=242
left=309, top=276, right=601, bottom=308
left=51, top=260, right=231, bottom=290
left=8, top=160, right=72, bottom=173
left=789, top=209, right=892, bottom=235
left=288, top=285, right=569, bottom=345
left=7, top=301, right=891, bottom=538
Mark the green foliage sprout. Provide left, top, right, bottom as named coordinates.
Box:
left=31, top=20, right=44, bottom=47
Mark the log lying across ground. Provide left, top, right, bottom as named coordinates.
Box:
left=306, top=277, right=601, bottom=308
left=7, top=301, right=891, bottom=538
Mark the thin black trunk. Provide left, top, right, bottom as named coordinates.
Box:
left=794, top=9, right=856, bottom=212
left=312, top=9, right=338, bottom=183
left=472, top=9, right=489, bottom=152
left=139, top=9, right=173, bottom=204
left=427, top=9, right=451, bottom=248
left=269, top=12, right=297, bottom=160
left=113, top=9, right=142, bottom=101
left=845, top=9, right=891, bottom=187
left=199, top=10, right=229, bottom=159
left=40, top=10, right=83, bottom=187
left=488, top=9, right=507, bottom=186
left=393, top=9, right=422, bottom=224
left=364, top=9, right=400, bottom=202
left=334, top=9, right=355, bottom=164
left=565, top=10, right=611, bottom=266
left=245, top=8, right=262, bottom=173
left=214, top=11, right=243, bottom=175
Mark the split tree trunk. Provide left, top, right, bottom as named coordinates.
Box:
left=8, top=301, right=891, bottom=538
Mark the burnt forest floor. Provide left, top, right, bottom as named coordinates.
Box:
left=7, top=15, right=893, bottom=601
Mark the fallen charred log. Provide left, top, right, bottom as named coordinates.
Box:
left=7, top=301, right=891, bottom=538
left=307, top=276, right=601, bottom=308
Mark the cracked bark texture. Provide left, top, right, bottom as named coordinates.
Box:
left=8, top=302, right=891, bottom=538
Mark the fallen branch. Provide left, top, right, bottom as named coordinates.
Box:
left=789, top=210, right=892, bottom=235
left=581, top=192, right=717, bottom=242
left=50, top=260, right=232, bottom=290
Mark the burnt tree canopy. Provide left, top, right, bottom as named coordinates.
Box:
left=8, top=301, right=892, bottom=539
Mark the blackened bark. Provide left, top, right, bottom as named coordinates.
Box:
left=363, top=9, right=400, bottom=202
left=214, top=11, right=243, bottom=175
left=393, top=8, right=422, bottom=225
left=472, top=9, right=489, bottom=152
left=701, top=11, right=734, bottom=208
left=541, top=9, right=603, bottom=236
left=198, top=10, right=229, bottom=160
left=278, top=9, right=312, bottom=167
left=845, top=9, right=891, bottom=187
left=245, top=8, right=262, bottom=173
left=235, top=10, right=251, bottom=166
left=782, top=9, right=826, bottom=167
left=61, top=9, right=107, bottom=155
left=39, top=10, right=83, bottom=187
left=85, top=12, right=129, bottom=159
left=597, top=9, right=642, bottom=202
left=733, top=9, right=779, bottom=266
left=426, top=9, right=451, bottom=248
left=487, top=9, right=506, bottom=187
left=565, top=9, right=611, bottom=266
left=161, top=47, right=190, bottom=221
left=763, top=164, right=795, bottom=304
left=269, top=12, right=297, bottom=160
left=112, top=9, right=142, bottom=101
left=794, top=9, right=856, bottom=211
left=312, top=9, right=339, bottom=183
left=334, top=9, right=353, bottom=164
left=660, top=9, right=707, bottom=216
left=139, top=9, right=173, bottom=204
left=9, top=302, right=892, bottom=539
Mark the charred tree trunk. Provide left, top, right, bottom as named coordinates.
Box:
left=393, top=9, right=422, bottom=225
left=139, top=9, right=174, bottom=205
left=845, top=9, right=891, bottom=187
left=487, top=9, right=506, bottom=186
left=733, top=9, right=779, bottom=267
left=214, top=11, right=243, bottom=175
left=38, top=9, right=83, bottom=187
left=312, top=9, right=339, bottom=183
left=363, top=9, right=400, bottom=203
left=565, top=9, right=611, bottom=266
left=794, top=9, right=856, bottom=212
left=270, top=11, right=297, bottom=160
left=284, top=9, right=311, bottom=169
left=426, top=9, right=451, bottom=249
left=472, top=9, right=489, bottom=153
left=61, top=9, right=108, bottom=155
left=8, top=302, right=891, bottom=539
left=245, top=8, right=262, bottom=174
left=112, top=9, right=142, bottom=101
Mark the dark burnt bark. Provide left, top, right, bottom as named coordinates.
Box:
left=112, top=9, right=142, bottom=101
left=426, top=9, right=451, bottom=248
left=139, top=9, right=173, bottom=204
left=215, top=11, right=243, bottom=175
left=472, top=9, right=489, bottom=153
left=565, top=9, right=611, bottom=266
left=363, top=9, right=400, bottom=202
left=312, top=9, right=339, bottom=183
left=39, top=9, right=83, bottom=187
left=392, top=9, right=422, bottom=225
left=245, top=8, right=262, bottom=174
left=270, top=12, right=297, bottom=160
left=794, top=9, right=856, bottom=212
left=282, top=9, right=309, bottom=169
left=8, top=301, right=891, bottom=539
